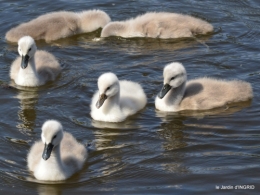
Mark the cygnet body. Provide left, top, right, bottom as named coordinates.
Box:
left=6, top=10, right=111, bottom=42
left=10, top=36, right=61, bottom=87
left=90, top=72, right=147, bottom=122
left=155, top=62, right=253, bottom=112
left=27, top=120, right=88, bottom=181
left=101, top=12, right=213, bottom=38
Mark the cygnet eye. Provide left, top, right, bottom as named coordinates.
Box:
left=28, top=48, right=31, bottom=52
left=107, top=87, right=110, bottom=91
left=170, top=77, right=175, bottom=80
left=53, top=135, right=57, bottom=139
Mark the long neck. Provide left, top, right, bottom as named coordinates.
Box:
left=17, top=56, right=40, bottom=86
left=101, top=91, right=120, bottom=114
left=47, top=144, right=63, bottom=167
left=164, top=82, right=186, bottom=108
left=21, top=56, right=37, bottom=74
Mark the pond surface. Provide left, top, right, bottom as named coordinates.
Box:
left=1, top=0, right=260, bottom=194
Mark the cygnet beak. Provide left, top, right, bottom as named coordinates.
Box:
left=42, top=143, right=54, bottom=161
left=96, top=93, right=107, bottom=109
left=158, top=83, right=171, bottom=99
left=21, top=54, right=30, bottom=69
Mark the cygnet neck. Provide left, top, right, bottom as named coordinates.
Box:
left=165, top=82, right=186, bottom=108
left=47, top=144, right=63, bottom=166
left=23, top=56, right=36, bottom=71
left=18, top=56, right=39, bottom=82
left=101, top=90, right=120, bottom=113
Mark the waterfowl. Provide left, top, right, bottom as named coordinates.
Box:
left=90, top=72, right=147, bottom=122
left=27, top=120, right=88, bottom=181
left=10, top=36, right=61, bottom=87
left=155, top=62, right=253, bottom=112
left=101, top=12, right=213, bottom=39
left=6, top=10, right=111, bottom=42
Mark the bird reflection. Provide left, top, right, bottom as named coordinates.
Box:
left=37, top=184, right=62, bottom=195
left=91, top=118, right=138, bottom=130
left=84, top=34, right=212, bottom=54
left=14, top=86, right=38, bottom=133
left=91, top=121, right=131, bottom=177
left=155, top=100, right=252, bottom=149
left=156, top=112, right=187, bottom=151
left=155, top=100, right=252, bottom=174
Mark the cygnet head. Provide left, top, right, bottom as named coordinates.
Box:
left=101, top=22, right=126, bottom=37
left=41, top=120, right=64, bottom=161
left=18, top=36, right=37, bottom=69
left=96, top=72, right=120, bottom=108
left=158, top=62, right=187, bottom=99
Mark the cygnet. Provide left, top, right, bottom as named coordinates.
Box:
left=155, top=62, right=253, bottom=112
left=27, top=120, right=88, bottom=181
left=101, top=12, right=213, bottom=39
left=10, top=36, right=61, bottom=87
left=90, top=72, right=147, bottom=122
left=6, top=10, right=111, bottom=42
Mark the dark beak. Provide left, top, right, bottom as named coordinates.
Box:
left=96, top=93, right=107, bottom=109
left=42, top=143, right=54, bottom=161
left=21, top=54, right=30, bottom=69
left=158, top=84, right=171, bottom=99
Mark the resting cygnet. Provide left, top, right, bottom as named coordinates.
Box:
left=10, top=36, right=61, bottom=87
left=155, top=62, right=253, bottom=112
left=6, top=10, right=111, bottom=42
left=101, top=12, right=213, bottom=38
left=90, top=72, right=147, bottom=122
left=27, top=120, right=88, bottom=181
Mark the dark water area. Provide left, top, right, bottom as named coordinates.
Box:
left=0, top=0, right=260, bottom=194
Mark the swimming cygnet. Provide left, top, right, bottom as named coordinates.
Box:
left=155, top=62, right=253, bottom=112
left=101, top=12, right=213, bottom=39
left=90, top=72, right=147, bottom=122
left=10, top=36, right=61, bottom=87
left=27, top=120, right=88, bottom=181
left=6, top=10, right=111, bottom=42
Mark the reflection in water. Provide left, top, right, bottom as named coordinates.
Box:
left=37, top=184, right=62, bottom=195
left=92, top=126, right=126, bottom=177
left=156, top=100, right=252, bottom=175
left=91, top=119, right=138, bottom=130
left=91, top=118, right=141, bottom=177
left=83, top=34, right=213, bottom=54
left=14, top=86, right=39, bottom=133
left=157, top=113, right=187, bottom=151
left=161, top=163, right=190, bottom=174
left=156, top=114, right=190, bottom=175
left=155, top=100, right=252, bottom=152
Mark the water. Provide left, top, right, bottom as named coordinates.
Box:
left=0, top=0, right=260, bottom=194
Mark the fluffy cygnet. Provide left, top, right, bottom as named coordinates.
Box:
left=90, top=72, right=147, bottom=122
left=27, top=120, right=88, bottom=181
left=155, top=62, right=253, bottom=112
left=10, top=36, right=61, bottom=87
left=101, top=12, right=213, bottom=38
left=6, top=10, right=111, bottom=42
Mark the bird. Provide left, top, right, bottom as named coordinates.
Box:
left=155, top=62, right=253, bottom=112
left=10, top=36, right=61, bottom=87
left=90, top=72, right=147, bottom=122
left=6, top=10, right=111, bottom=42
left=27, top=120, right=88, bottom=181
left=101, top=12, right=213, bottom=39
